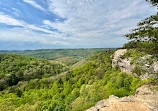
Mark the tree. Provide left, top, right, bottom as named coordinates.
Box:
left=9, top=74, right=19, bottom=86
left=146, top=0, right=158, bottom=6
left=124, top=0, right=158, bottom=55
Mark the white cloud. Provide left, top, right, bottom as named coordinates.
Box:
left=26, top=24, right=53, bottom=33
left=0, top=28, right=69, bottom=46
left=23, top=0, right=45, bottom=11
left=0, top=12, right=24, bottom=26
left=44, top=0, right=157, bottom=44
left=0, top=12, right=53, bottom=33
left=0, top=0, right=157, bottom=49
left=0, top=12, right=73, bottom=47
left=12, top=8, right=21, bottom=17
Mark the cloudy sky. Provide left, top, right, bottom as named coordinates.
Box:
left=0, top=0, right=157, bottom=50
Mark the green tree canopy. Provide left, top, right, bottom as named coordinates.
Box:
left=124, top=0, right=158, bottom=55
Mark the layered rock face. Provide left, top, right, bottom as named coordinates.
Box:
left=112, top=49, right=158, bottom=80
left=112, top=49, right=133, bottom=74
left=86, top=85, right=158, bottom=111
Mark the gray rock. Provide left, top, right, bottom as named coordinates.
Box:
left=112, top=49, right=158, bottom=80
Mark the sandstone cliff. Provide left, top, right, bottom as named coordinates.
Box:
left=112, top=49, right=132, bottom=74
left=112, top=49, right=158, bottom=80
left=86, top=85, right=158, bottom=111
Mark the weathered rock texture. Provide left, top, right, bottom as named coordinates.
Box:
left=86, top=85, right=158, bottom=111
left=112, top=49, right=133, bottom=74
left=112, top=49, right=158, bottom=80
left=153, top=62, right=158, bottom=72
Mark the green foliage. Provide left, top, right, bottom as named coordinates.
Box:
left=124, top=41, right=158, bottom=56
left=124, top=0, right=158, bottom=56
left=53, top=57, right=79, bottom=66
left=0, top=48, right=114, bottom=65
left=0, top=100, right=16, bottom=111
left=0, top=54, right=67, bottom=90
left=120, top=49, right=158, bottom=79
left=120, top=49, right=146, bottom=63
left=0, top=51, right=149, bottom=111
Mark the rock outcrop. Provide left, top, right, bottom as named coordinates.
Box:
left=86, top=50, right=158, bottom=111
left=112, top=49, right=133, bottom=74
left=112, top=49, right=158, bottom=80
left=86, top=85, right=158, bottom=111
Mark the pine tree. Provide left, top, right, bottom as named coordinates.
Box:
left=124, top=0, right=158, bottom=56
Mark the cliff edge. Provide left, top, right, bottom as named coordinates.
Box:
left=86, top=85, right=158, bottom=111
left=112, top=49, right=158, bottom=80
left=86, top=49, right=158, bottom=111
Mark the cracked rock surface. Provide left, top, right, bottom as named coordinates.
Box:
left=86, top=85, right=158, bottom=111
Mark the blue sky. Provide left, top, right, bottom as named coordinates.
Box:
left=0, top=0, right=157, bottom=50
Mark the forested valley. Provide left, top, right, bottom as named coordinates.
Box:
left=0, top=0, right=158, bottom=111
left=0, top=49, right=152, bottom=111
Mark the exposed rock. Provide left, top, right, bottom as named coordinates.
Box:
left=86, top=85, right=158, bottom=111
left=112, top=49, right=127, bottom=67
left=118, top=58, right=133, bottom=74
left=112, top=49, right=133, bottom=74
left=153, top=62, right=158, bottom=72
left=87, top=50, right=158, bottom=111
left=112, top=49, right=158, bottom=80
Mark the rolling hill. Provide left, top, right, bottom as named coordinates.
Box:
left=0, top=50, right=154, bottom=111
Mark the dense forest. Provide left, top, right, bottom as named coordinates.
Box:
left=0, top=48, right=113, bottom=67
left=0, top=0, right=157, bottom=111
left=0, top=48, right=111, bottom=60
left=0, top=51, right=151, bottom=111
left=0, top=54, right=67, bottom=91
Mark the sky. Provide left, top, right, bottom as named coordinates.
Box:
left=0, top=0, right=157, bottom=50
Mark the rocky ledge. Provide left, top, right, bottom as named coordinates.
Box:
left=112, top=49, right=158, bottom=80
left=86, top=85, right=158, bottom=111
